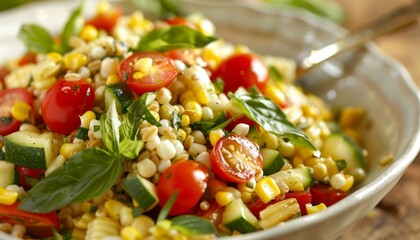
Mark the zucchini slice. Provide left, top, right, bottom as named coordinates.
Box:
left=104, top=82, right=135, bottom=114
left=0, top=160, right=15, bottom=187
left=222, top=198, right=259, bottom=233
left=269, top=167, right=312, bottom=191
left=123, top=175, right=158, bottom=212
left=4, top=131, right=60, bottom=170
left=261, top=148, right=285, bottom=175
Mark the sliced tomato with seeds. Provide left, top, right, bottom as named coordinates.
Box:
left=285, top=191, right=312, bottom=215
left=17, top=166, right=46, bottom=190
left=118, top=52, right=178, bottom=95
left=0, top=202, right=59, bottom=238
left=210, top=134, right=263, bottom=183
left=310, top=183, right=348, bottom=206
left=0, top=88, right=33, bottom=136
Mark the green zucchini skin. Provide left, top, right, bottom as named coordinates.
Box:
left=104, top=82, right=135, bottom=114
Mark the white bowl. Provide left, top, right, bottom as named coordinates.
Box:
left=1, top=1, right=419, bottom=239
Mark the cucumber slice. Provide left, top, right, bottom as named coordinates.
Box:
left=261, top=148, right=285, bottom=175
left=0, top=160, right=15, bottom=187
left=269, top=167, right=312, bottom=191
left=321, top=133, right=365, bottom=173
left=123, top=175, right=159, bottom=212
left=104, top=82, right=135, bottom=114
left=4, top=131, right=59, bottom=170
left=222, top=198, right=259, bottom=233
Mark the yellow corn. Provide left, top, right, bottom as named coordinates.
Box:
left=0, top=188, right=18, bottom=205
left=105, top=199, right=126, bottom=220
left=80, top=110, right=96, bottom=129
left=179, top=90, right=198, bottom=105
left=11, top=101, right=31, bottom=121
left=106, top=74, right=121, bottom=85
left=73, top=212, right=95, bottom=229
left=60, top=143, right=85, bottom=159
left=209, top=128, right=225, bottom=147
left=255, top=177, right=281, bottom=203
left=306, top=203, right=327, bottom=215
left=121, top=226, right=143, bottom=240
left=202, top=48, right=221, bottom=70
left=81, top=202, right=95, bottom=213
left=80, top=25, right=98, bottom=42
left=46, top=52, right=62, bottom=63
left=97, top=0, right=111, bottom=15
left=339, top=107, right=365, bottom=128
left=183, top=101, right=202, bottom=123
left=177, top=128, right=187, bottom=142
left=264, top=85, right=286, bottom=107
left=63, top=52, right=88, bottom=70
left=150, top=111, right=160, bottom=122
left=215, top=191, right=235, bottom=207
left=241, top=192, right=253, bottom=204
left=340, top=174, right=354, bottom=192
left=72, top=228, right=86, bottom=239
left=180, top=114, right=190, bottom=127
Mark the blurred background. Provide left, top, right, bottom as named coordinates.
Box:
left=1, top=0, right=419, bottom=239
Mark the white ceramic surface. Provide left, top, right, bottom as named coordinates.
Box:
left=1, top=1, right=419, bottom=239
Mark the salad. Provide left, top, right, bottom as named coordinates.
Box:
left=0, top=1, right=368, bottom=239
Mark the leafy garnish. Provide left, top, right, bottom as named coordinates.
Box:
left=157, top=190, right=178, bottom=222
left=229, top=93, right=319, bottom=155
left=336, top=159, right=347, bottom=171
left=19, top=148, right=123, bottom=213
left=132, top=0, right=184, bottom=18
left=18, top=4, right=84, bottom=54
left=119, top=139, right=144, bottom=159
left=172, top=215, right=216, bottom=236
left=134, top=26, right=217, bottom=52
left=100, top=101, right=121, bottom=152
left=268, top=66, right=284, bottom=82
left=213, top=77, right=225, bottom=94
left=190, top=115, right=232, bottom=135
left=172, top=112, right=182, bottom=131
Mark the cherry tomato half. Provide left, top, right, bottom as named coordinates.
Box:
left=310, top=183, right=348, bottom=207
left=212, top=53, right=269, bottom=93
left=164, top=16, right=196, bottom=29
left=17, top=166, right=45, bottom=190
left=18, top=52, right=37, bottom=66
left=86, top=7, right=122, bottom=33
left=247, top=196, right=283, bottom=219
left=196, top=200, right=224, bottom=226
left=118, top=52, right=178, bottom=95
left=41, top=79, right=95, bottom=135
left=0, top=202, right=59, bottom=238
left=210, top=134, right=263, bottom=183
left=285, top=191, right=312, bottom=215
left=0, top=88, right=33, bottom=136
left=157, top=161, right=209, bottom=216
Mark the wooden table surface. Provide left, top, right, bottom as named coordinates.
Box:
left=335, top=0, right=420, bottom=239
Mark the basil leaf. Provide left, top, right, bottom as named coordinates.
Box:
left=172, top=112, right=182, bottom=131
left=172, top=215, right=216, bottom=236
left=132, top=0, right=183, bottom=18
left=229, top=93, right=319, bottom=154
left=61, top=4, right=84, bottom=52
left=190, top=114, right=231, bottom=134
left=119, top=139, right=144, bottom=159
left=19, top=148, right=123, bottom=213
left=269, top=66, right=284, bottom=82
left=135, top=26, right=217, bottom=52
left=213, top=77, right=224, bottom=94
left=100, top=100, right=121, bottom=152
left=120, top=100, right=144, bottom=141
left=157, top=190, right=178, bottom=222
left=18, top=24, right=55, bottom=53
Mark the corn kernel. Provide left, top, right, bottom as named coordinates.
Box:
left=73, top=212, right=95, bottom=229
left=97, top=0, right=111, bottom=15
left=202, top=48, right=220, bottom=70
left=11, top=101, right=31, bottom=121
left=121, top=226, right=143, bottom=240
left=255, top=177, right=281, bottom=203
left=80, top=25, right=98, bottom=42
left=47, top=52, right=62, bottom=63
left=64, top=52, right=88, bottom=70
left=134, top=57, right=153, bottom=73
left=183, top=101, right=202, bottom=123
left=209, top=128, right=225, bottom=147
left=80, top=110, right=96, bottom=129
left=215, top=191, right=235, bottom=207
left=128, top=12, right=143, bottom=29
left=179, top=90, right=198, bottom=105
left=104, top=199, right=126, bottom=220
left=264, top=85, right=286, bottom=107
left=340, top=174, right=354, bottom=192
left=60, top=143, right=85, bottom=159
left=0, top=188, right=18, bottom=205
left=177, top=128, right=187, bottom=142
left=72, top=228, right=86, bottom=239
left=339, top=107, right=365, bottom=128
left=106, top=74, right=121, bottom=85
left=150, top=111, right=160, bottom=122
left=181, top=114, right=190, bottom=127
left=306, top=203, right=327, bottom=215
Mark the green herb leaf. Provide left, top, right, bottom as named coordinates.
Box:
left=268, top=66, right=284, bottom=82
left=190, top=115, right=232, bottom=135
left=119, top=139, right=144, bottom=159
left=135, top=26, right=217, bottom=52
left=172, top=215, right=216, bottom=236
left=229, top=93, right=319, bottom=155
left=100, top=100, right=121, bottom=152
left=18, top=24, right=55, bottom=53
left=336, top=159, right=347, bottom=171
left=19, top=148, right=123, bottom=213
left=61, top=4, right=84, bottom=52
left=157, top=190, right=178, bottom=222
left=132, top=0, right=184, bottom=18
left=172, top=112, right=182, bottom=131
left=213, top=77, right=225, bottom=94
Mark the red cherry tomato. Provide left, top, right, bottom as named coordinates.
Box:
left=118, top=52, right=178, bottom=95
left=17, top=166, right=45, bottom=190
left=0, top=88, right=33, bottom=136
left=18, top=52, right=37, bottom=66
left=285, top=191, right=312, bottom=215
left=164, top=16, right=196, bottom=29
left=157, top=161, right=209, bottom=216
left=0, top=202, right=59, bottom=238
left=86, top=8, right=122, bottom=33
left=197, top=200, right=224, bottom=226
left=247, top=196, right=283, bottom=219
left=0, top=66, right=9, bottom=89
left=41, top=79, right=95, bottom=135
left=210, top=134, right=263, bottom=183
left=225, top=114, right=255, bottom=131
left=212, top=53, right=269, bottom=93
left=310, top=183, right=348, bottom=207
